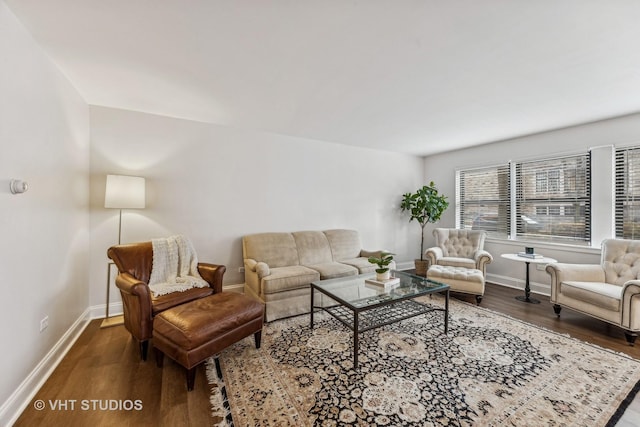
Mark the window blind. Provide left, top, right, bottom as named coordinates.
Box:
left=515, top=153, right=591, bottom=244
left=615, top=147, right=640, bottom=239
left=457, top=164, right=510, bottom=238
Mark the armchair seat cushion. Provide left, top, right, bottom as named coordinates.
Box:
left=151, top=287, right=214, bottom=315
left=437, top=257, right=477, bottom=270
left=305, top=262, right=358, bottom=280
left=262, top=266, right=320, bottom=294
left=561, top=281, right=622, bottom=312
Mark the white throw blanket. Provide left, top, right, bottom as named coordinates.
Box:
left=148, top=235, right=209, bottom=297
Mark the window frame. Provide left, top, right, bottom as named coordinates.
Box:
left=456, top=151, right=592, bottom=245
left=456, top=164, right=511, bottom=239
left=615, top=146, right=640, bottom=239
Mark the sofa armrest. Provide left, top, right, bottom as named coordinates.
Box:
left=622, top=280, right=640, bottom=329
left=425, top=247, right=443, bottom=268
left=546, top=263, right=606, bottom=302
left=360, top=249, right=397, bottom=271
left=474, top=249, right=493, bottom=275
left=360, top=249, right=382, bottom=258
left=256, top=262, right=270, bottom=277
left=197, top=263, right=226, bottom=294
left=245, top=258, right=270, bottom=278
left=245, top=258, right=257, bottom=271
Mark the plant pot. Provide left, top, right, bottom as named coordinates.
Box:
left=414, top=259, right=428, bottom=277
left=376, top=270, right=391, bottom=281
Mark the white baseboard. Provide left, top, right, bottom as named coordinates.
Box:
left=223, top=283, right=245, bottom=293
left=90, top=302, right=123, bottom=320
left=486, top=273, right=550, bottom=297
left=0, top=308, right=92, bottom=427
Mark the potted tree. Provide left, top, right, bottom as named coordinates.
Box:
left=367, top=252, right=395, bottom=281
left=400, top=181, right=449, bottom=276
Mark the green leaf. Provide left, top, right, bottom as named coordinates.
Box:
left=399, top=181, right=449, bottom=257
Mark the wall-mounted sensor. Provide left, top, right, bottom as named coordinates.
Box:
left=10, top=179, right=28, bottom=194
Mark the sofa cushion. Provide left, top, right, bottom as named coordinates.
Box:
left=305, top=262, right=358, bottom=280
left=293, top=231, right=333, bottom=265
left=262, top=266, right=320, bottom=294
left=339, top=257, right=377, bottom=274
left=323, top=229, right=362, bottom=261
left=243, top=233, right=299, bottom=268
left=437, top=257, right=476, bottom=270
left=561, top=281, right=623, bottom=312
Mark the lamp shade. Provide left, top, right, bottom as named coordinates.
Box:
left=104, top=175, right=146, bottom=209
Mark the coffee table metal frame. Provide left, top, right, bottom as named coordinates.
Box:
left=310, top=270, right=449, bottom=368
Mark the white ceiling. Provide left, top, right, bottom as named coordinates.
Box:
left=6, top=0, right=640, bottom=156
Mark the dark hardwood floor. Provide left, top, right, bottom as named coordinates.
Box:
left=15, top=283, right=640, bottom=426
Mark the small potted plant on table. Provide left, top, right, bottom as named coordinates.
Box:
left=368, top=252, right=395, bottom=281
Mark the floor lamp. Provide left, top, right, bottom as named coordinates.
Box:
left=102, top=174, right=146, bottom=328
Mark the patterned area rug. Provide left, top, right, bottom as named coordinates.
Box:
left=206, top=295, right=640, bottom=426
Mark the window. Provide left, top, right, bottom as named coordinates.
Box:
left=535, top=170, right=561, bottom=193
left=548, top=170, right=560, bottom=192
left=615, top=146, right=640, bottom=239
left=457, top=152, right=592, bottom=244
left=515, top=153, right=591, bottom=244
left=536, top=172, right=547, bottom=193
left=457, top=165, right=510, bottom=238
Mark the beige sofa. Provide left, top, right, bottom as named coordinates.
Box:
left=243, top=229, right=390, bottom=321
left=546, top=238, right=640, bottom=345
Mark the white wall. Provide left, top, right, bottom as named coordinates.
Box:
left=89, top=106, right=425, bottom=310
left=423, top=113, right=640, bottom=295
left=0, top=0, right=90, bottom=419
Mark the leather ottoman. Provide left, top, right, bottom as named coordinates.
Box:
left=153, top=292, right=264, bottom=390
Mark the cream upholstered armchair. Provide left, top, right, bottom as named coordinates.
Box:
left=546, top=238, right=640, bottom=345
left=425, top=228, right=492, bottom=304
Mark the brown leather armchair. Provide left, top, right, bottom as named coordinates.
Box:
left=107, top=241, right=226, bottom=360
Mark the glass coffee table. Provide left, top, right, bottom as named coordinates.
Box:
left=310, top=270, right=450, bottom=368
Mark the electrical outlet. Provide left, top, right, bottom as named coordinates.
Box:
left=238, top=267, right=245, bottom=273
left=40, top=316, right=49, bottom=332
left=536, top=264, right=546, bottom=271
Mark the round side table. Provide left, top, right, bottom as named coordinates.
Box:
left=501, top=253, right=557, bottom=304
